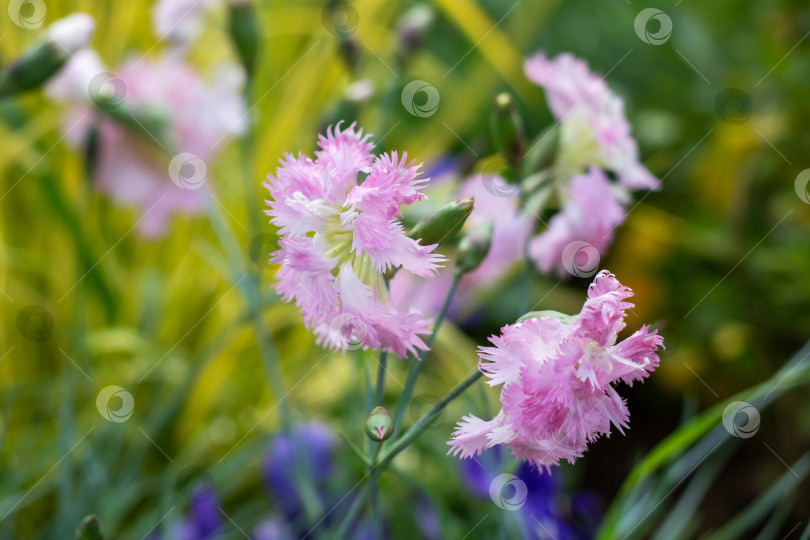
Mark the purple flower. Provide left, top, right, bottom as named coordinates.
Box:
left=253, top=517, right=295, bottom=540
left=149, top=487, right=222, bottom=540
left=262, top=423, right=335, bottom=519
left=458, top=452, right=601, bottom=540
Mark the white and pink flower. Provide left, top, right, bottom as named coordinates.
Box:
left=448, top=271, right=663, bottom=470
left=265, top=123, right=444, bottom=358
left=524, top=52, right=658, bottom=190
left=529, top=168, right=625, bottom=277
left=46, top=50, right=246, bottom=236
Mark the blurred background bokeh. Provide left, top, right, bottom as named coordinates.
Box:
left=1, top=0, right=810, bottom=538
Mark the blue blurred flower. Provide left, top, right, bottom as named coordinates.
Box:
left=149, top=486, right=222, bottom=540
left=458, top=449, right=601, bottom=540
left=253, top=516, right=295, bottom=540
left=262, top=422, right=336, bottom=519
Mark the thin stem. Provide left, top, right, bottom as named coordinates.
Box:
left=390, top=271, right=462, bottom=439
left=329, top=484, right=370, bottom=540
left=520, top=236, right=532, bottom=316
left=370, top=468, right=382, bottom=540
left=378, top=369, right=484, bottom=470
left=374, top=351, right=388, bottom=407
left=367, top=349, right=388, bottom=537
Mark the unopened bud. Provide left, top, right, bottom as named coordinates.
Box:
left=227, top=0, right=260, bottom=79
left=100, top=102, right=173, bottom=151
left=48, top=13, right=95, bottom=56
left=409, top=197, right=474, bottom=246
left=397, top=4, right=434, bottom=61
left=455, top=222, right=493, bottom=275
left=521, top=124, right=559, bottom=177
left=339, top=37, right=360, bottom=72
left=492, top=92, right=525, bottom=172
left=76, top=514, right=104, bottom=540
left=0, top=13, right=95, bottom=97
left=320, top=80, right=375, bottom=132
left=365, top=406, right=394, bottom=442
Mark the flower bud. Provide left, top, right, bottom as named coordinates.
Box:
left=48, top=13, right=95, bottom=56
left=100, top=102, right=173, bottom=151
left=521, top=123, right=559, bottom=177
left=491, top=92, right=525, bottom=173
left=396, top=4, right=435, bottom=63
left=0, top=13, right=95, bottom=97
left=76, top=514, right=104, bottom=540
left=455, top=222, right=493, bottom=275
left=364, top=406, right=394, bottom=442
left=339, top=37, right=360, bottom=72
left=409, top=197, right=474, bottom=246
left=227, top=0, right=260, bottom=79
left=320, top=80, right=375, bottom=132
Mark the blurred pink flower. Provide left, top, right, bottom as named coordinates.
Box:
left=390, top=173, right=534, bottom=318
left=265, top=123, right=444, bottom=358
left=47, top=50, right=247, bottom=236
left=448, top=270, right=663, bottom=470
left=524, top=51, right=658, bottom=190
left=529, top=168, right=625, bottom=277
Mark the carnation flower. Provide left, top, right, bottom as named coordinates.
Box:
left=46, top=50, right=246, bottom=236
left=265, top=123, right=444, bottom=358
left=448, top=271, right=663, bottom=469
left=529, top=168, right=625, bottom=277
left=524, top=51, right=658, bottom=190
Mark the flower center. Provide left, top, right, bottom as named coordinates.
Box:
left=320, top=212, right=390, bottom=305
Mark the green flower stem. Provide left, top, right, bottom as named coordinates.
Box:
left=378, top=368, right=484, bottom=470
left=374, top=351, right=388, bottom=408
left=330, top=484, right=370, bottom=540
left=390, top=271, right=462, bottom=440
left=202, top=194, right=291, bottom=433
left=368, top=351, right=388, bottom=465
left=370, top=468, right=382, bottom=540
left=364, top=273, right=461, bottom=538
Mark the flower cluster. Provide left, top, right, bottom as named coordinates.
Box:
left=265, top=123, right=444, bottom=358
left=449, top=271, right=663, bottom=469
left=46, top=50, right=246, bottom=236
left=524, top=52, right=658, bottom=277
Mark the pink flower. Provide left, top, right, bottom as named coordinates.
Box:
left=448, top=270, right=663, bottom=470
left=524, top=52, right=658, bottom=190
left=265, top=123, right=444, bottom=358
left=529, top=168, right=625, bottom=277
left=390, top=172, right=534, bottom=318
left=46, top=50, right=246, bottom=236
